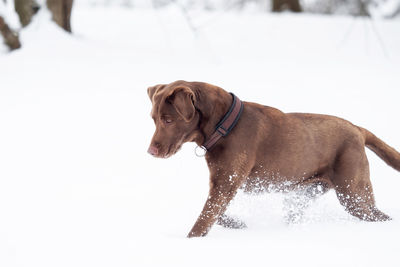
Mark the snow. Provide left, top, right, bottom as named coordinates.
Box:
left=1, top=3, right=400, bottom=267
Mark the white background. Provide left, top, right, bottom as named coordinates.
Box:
left=1, top=3, right=400, bottom=266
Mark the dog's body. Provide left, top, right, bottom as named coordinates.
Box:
left=147, top=80, right=400, bottom=237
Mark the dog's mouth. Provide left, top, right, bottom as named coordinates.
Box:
left=163, top=144, right=182, bottom=158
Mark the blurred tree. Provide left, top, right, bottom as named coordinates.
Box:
left=304, top=0, right=375, bottom=16
left=388, top=3, right=400, bottom=18
left=46, top=0, right=73, bottom=32
left=14, top=0, right=40, bottom=27
left=357, top=0, right=369, bottom=16
left=0, top=15, right=21, bottom=50
left=272, top=0, right=302, bottom=12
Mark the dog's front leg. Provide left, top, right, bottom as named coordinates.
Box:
left=187, top=172, right=244, bottom=238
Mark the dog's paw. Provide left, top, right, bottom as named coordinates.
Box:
left=217, top=214, right=247, bottom=229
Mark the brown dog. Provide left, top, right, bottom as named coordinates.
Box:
left=147, top=80, right=400, bottom=238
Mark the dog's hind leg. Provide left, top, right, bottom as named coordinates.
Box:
left=332, top=145, right=391, bottom=221
left=283, top=181, right=330, bottom=224
left=335, top=185, right=391, bottom=221
left=216, top=214, right=247, bottom=229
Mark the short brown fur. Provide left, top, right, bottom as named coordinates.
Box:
left=147, top=80, right=400, bottom=237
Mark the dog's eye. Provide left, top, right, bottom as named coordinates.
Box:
left=161, top=116, right=173, bottom=124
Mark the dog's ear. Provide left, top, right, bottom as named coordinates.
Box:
left=168, top=86, right=196, bottom=122
left=147, top=84, right=165, bottom=102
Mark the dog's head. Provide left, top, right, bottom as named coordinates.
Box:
left=147, top=81, right=201, bottom=158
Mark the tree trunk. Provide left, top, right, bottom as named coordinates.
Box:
left=46, top=0, right=73, bottom=33
left=272, top=0, right=302, bottom=12
left=356, top=0, right=370, bottom=17
left=14, top=0, right=38, bottom=27
left=0, top=15, right=21, bottom=50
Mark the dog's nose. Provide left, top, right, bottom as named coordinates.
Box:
left=147, top=146, right=159, bottom=156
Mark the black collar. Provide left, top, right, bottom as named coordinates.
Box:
left=202, top=93, right=244, bottom=151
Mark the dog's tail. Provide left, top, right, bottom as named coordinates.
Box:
left=359, top=127, right=400, bottom=172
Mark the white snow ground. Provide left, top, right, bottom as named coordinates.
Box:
left=1, top=3, right=400, bottom=267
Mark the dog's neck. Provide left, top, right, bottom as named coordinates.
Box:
left=202, top=93, right=243, bottom=151
left=193, top=87, right=233, bottom=148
